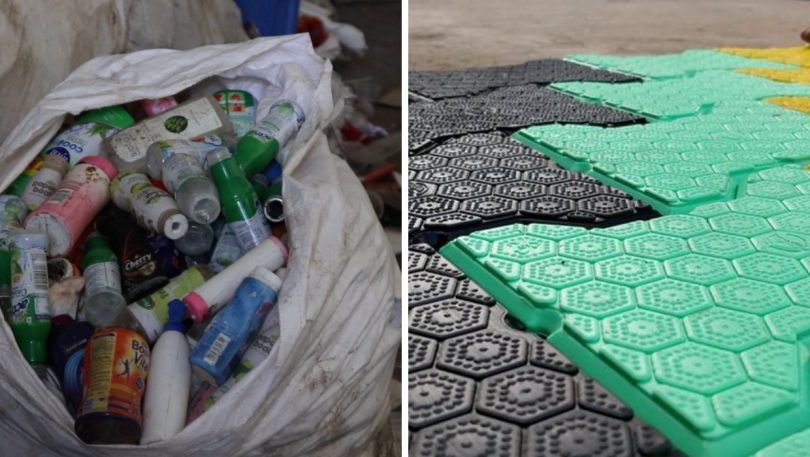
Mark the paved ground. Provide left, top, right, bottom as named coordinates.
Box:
left=409, top=0, right=809, bottom=71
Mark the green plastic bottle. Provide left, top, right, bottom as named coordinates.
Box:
left=207, top=148, right=271, bottom=252
left=250, top=175, right=284, bottom=223
left=7, top=228, right=51, bottom=376
left=81, top=234, right=126, bottom=326
left=233, top=100, right=305, bottom=178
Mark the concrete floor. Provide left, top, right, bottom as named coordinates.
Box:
left=409, top=0, right=810, bottom=71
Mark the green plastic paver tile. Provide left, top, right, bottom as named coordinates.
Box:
left=514, top=100, right=810, bottom=215
left=440, top=164, right=810, bottom=457
left=567, top=49, right=795, bottom=79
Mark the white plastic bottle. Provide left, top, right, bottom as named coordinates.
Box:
left=140, top=300, right=191, bottom=445
left=161, top=153, right=221, bottom=224
left=20, top=155, right=70, bottom=211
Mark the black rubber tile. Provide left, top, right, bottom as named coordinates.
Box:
left=409, top=59, right=640, bottom=100
left=409, top=133, right=656, bottom=248
left=407, top=249, right=678, bottom=456
left=408, top=85, right=644, bottom=147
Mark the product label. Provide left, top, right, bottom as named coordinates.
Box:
left=111, top=98, right=224, bottom=163
left=134, top=266, right=206, bottom=327
left=110, top=170, right=151, bottom=212
left=156, top=135, right=226, bottom=164
left=0, top=197, right=27, bottom=247
left=162, top=154, right=205, bottom=195
left=133, top=187, right=179, bottom=233
left=229, top=196, right=271, bottom=252
left=79, top=329, right=149, bottom=426
left=83, top=261, right=122, bottom=297
left=8, top=234, right=50, bottom=320
left=44, top=122, right=119, bottom=167
left=208, top=225, right=243, bottom=272
left=214, top=91, right=256, bottom=138
left=21, top=168, right=62, bottom=210
left=246, top=101, right=304, bottom=147
left=47, top=188, right=74, bottom=206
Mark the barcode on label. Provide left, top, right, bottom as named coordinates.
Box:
left=49, top=188, right=73, bottom=205
left=204, top=333, right=231, bottom=365
left=33, top=259, right=48, bottom=292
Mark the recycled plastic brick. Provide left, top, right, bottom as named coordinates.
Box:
left=514, top=101, right=810, bottom=214
left=567, top=49, right=794, bottom=79
left=409, top=132, right=655, bottom=248
left=440, top=165, right=810, bottom=457
left=408, top=84, right=645, bottom=146
left=409, top=58, right=641, bottom=100
left=408, top=246, right=676, bottom=456
left=717, top=46, right=810, bottom=67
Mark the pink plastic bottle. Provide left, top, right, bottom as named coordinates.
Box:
left=25, top=157, right=118, bottom=257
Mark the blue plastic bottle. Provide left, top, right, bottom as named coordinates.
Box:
left=189, top=267, right=281, bottom=386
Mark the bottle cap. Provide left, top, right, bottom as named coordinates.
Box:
left=268, top=236, right=288, bottom=264
left=260, top=160, right=283, bottom=184
left=80, top=156, right=118, bottom=180
left=249, top=267, right=283, bottom=292
left=164, top=300, right=187, bottom=333
left=183, top=292, right=208, bottom=323
left=74, top=105, right=135, bottom=130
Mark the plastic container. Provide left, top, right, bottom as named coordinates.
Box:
left=7, top=228, right=51, bottom=376
left=213, top=90, right=256, bottom=138
left=96, top=208, right=169, bottom=302
left=140, top=97, right=178, bottom=117
left=207, top=147, right=272, bottom=251
left=117, top=265, right=214, bottom=344
left=184, top=236, right=286, bottom=322
left=161, top=153, right=221, bottom=224
left=101, top=94, right=233, bottom=174
left=189, top=267, right=281, bottom=385
left=24, top=157, right=118, bottom=257
left=146, top=134, right=234, bottom=180
left=4, top=106, right=133, bottom=197
left=75, top=321, right=150, bottom=445
left=110, top=170, right=189, bottom=240
left=233, top=100, right=305, bottom=178
left=0, top=196, right=28, bottom=321
left=81, top=234, right=126, bottom=326
left=47, top=316, right=94, bottom=417
left=141, top=300, right=191, bottom=445
left=20, top=155, right=70, bottom=211
left=175, top=221, right=215, bottom=256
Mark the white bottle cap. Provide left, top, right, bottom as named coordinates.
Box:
left=248, top=267, right=283, bottom=293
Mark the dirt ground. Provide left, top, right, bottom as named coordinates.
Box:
left=409, top=0, right=810, bottom=71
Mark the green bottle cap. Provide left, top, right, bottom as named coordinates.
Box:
left=74, top=106, right=135, bottom=130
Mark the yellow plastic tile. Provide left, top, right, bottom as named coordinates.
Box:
left=764, top=97, right=810, bottom=116
left=740, top=68, right=810, bottom=86
left=717, top=46, right=810, bottom=67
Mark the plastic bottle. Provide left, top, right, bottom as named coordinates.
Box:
left=101, top=94, right=233, bottom=174
left=184, top=236, right=287, bottom=322
left=189, top=267, right=281, bottom=385
left=213, top=90, right=256, bottom=138
left=96, top=209, right=169, bottom=302
left=116, top=265, right=215, bottom=344
left=252, top=175, right=285, bottom=223
left=48, top=314, right=94, bottom=417
left=81, top=234, right=126, bottom=326
left=0, top=196, right=27, bottom=321
left=175, top=221, right=214, bottom=256
left=110, top=170, right=189, bottom=240
left=207, top=147, right=271, bottom=252
left=161, top=153, right=221, bottom=224
left=208, top=223, right=243, bottom=273
left=7, top=228, right=51, bottom=376
left=75, top=321, right=150, bottom=445
left=187, top=321, right=280, bottom=422
left=4, top=106, right=133, bottom=197
left=140, top=300, right=191, bottom=445
left=140, top=97, right=178, bottom=117
left=20, top=155, right=70, bottom=211
left=146, top=134, right=235, bottom=180
left=24, top=157, right=117, bottom=258
left=234, top=100, right=305, bottom=178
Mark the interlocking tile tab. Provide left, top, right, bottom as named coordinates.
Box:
left=410, top=132, right=655, bottom=248
left=407, top=248, right=675, bottom=455
left=440, top=164, right=810, bottom=457
left=409, top=58, right=640, bottom=100
left=568, top=49, right=794, bottom=79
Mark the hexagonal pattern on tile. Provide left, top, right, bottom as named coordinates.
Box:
left=410, top=334, right=438, bottom=373
left=683, top=308, right=770, bottom=352
left=409, top=369, right=475, bottom=428
left=409, top=132, right=655, bottom=248
left=603, top=309, right=686, bottom=353
left=476, top=365, right=575, bottom=425
left=437, top=330, right=528, bottom=379
left=524, top=410, right=634, bottom=457
left=409, top=299, right=490, bottom=340
left=412, top=414, right=522, bottom=457
left=577, top=377, right=634, bottom=419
